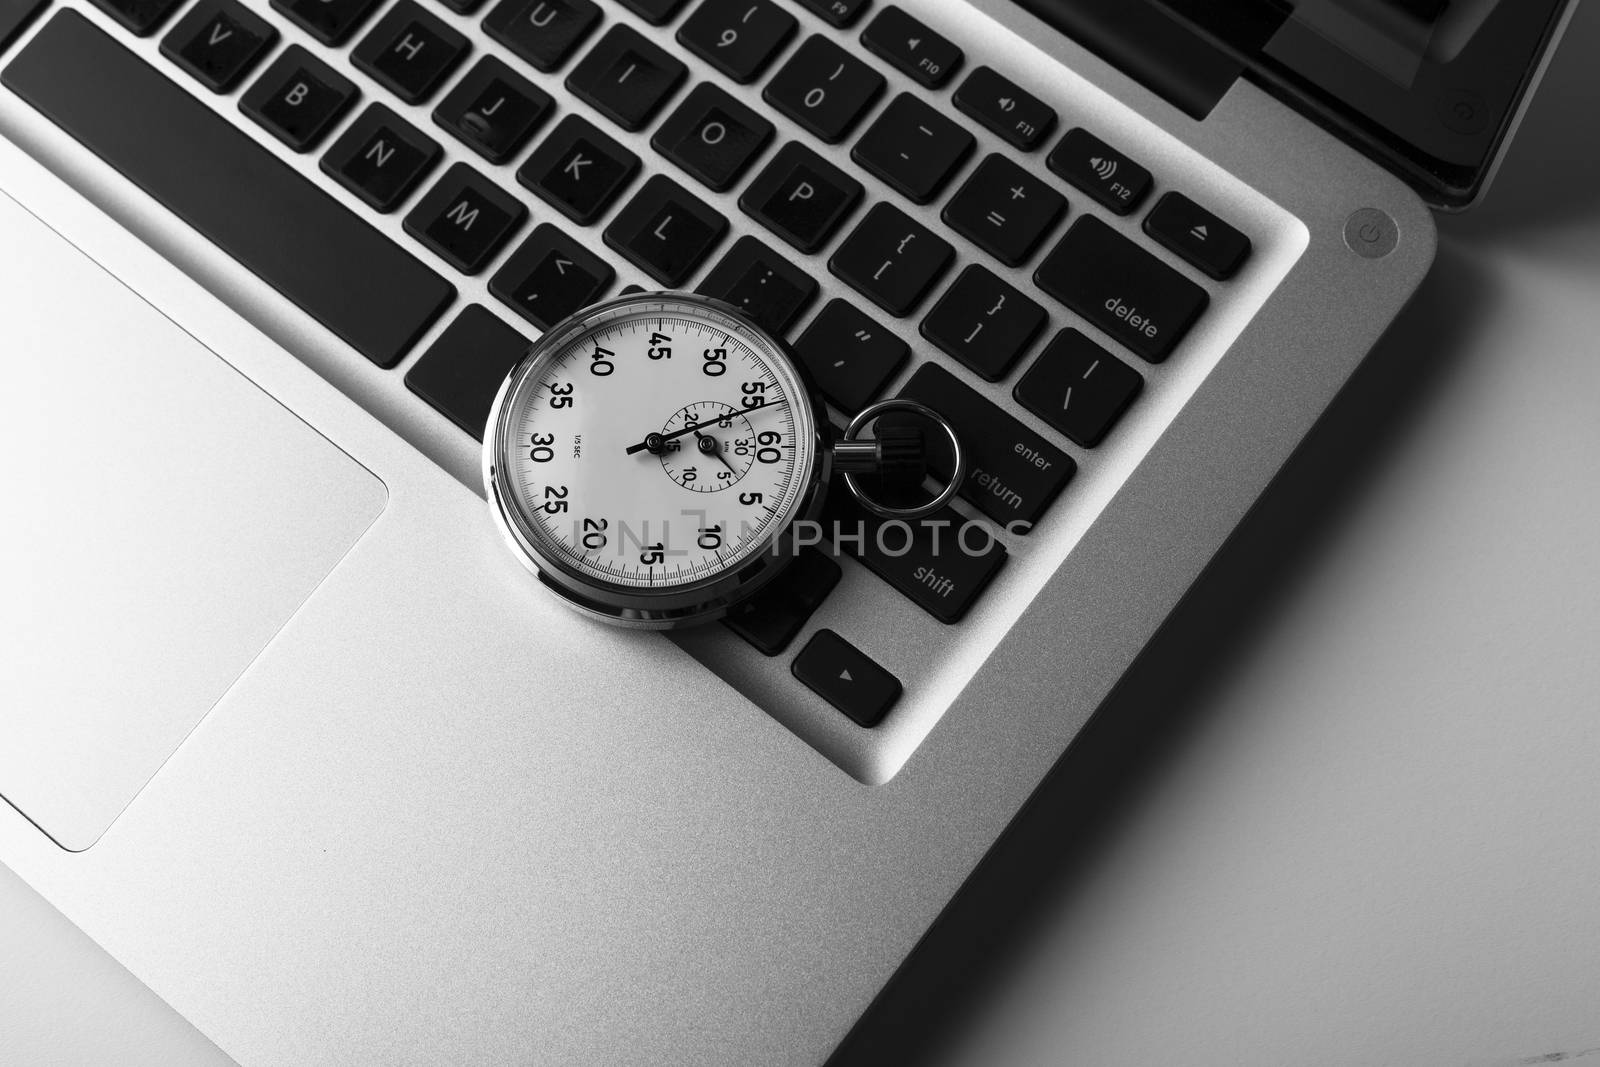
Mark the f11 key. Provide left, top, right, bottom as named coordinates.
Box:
left=953, top=66, right=1055, bottom=151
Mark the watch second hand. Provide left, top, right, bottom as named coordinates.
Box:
left=625, top=397, right=785, bottom=455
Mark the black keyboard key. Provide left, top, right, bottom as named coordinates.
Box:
left=616, top=0, right=688, bottom=24
left=851, top=93, right=973, bottom=205
left=1144, top=191, right=1251, bottom=280
left=859, top=4, right=959, bottom=88
left=0, top=0, right=47, bottom=54
left=603, top=174, right=727, bottom=286
left=1047, top=127, right=1152, bottom=216
left=1014, top=329, right=1142, bottom=447
left=565, top=23, right=686, bottom=132
left=489, top=222, right=614, bottom=330
left=91, top=0, right=183, bottom=36
left=5, top=12, right=454, bottom=368
left=271, top=0, right=382, bottom=46
left=724, top=547, right=840, bottom=655
left=792, top=629, right=899, bottom=727
left=896, top=363, right=1072, bottom=529
left=920, top=265, right=1044, bottom=382
left=352, top=1, right=469, bottom=105
left=482, top=0, right=599, bottom=73
left=516, top=114, right=639, bottom=225
left=433, top=56, right=553, bottom=164
left=793, top=0, right=868, bottom=28
left=952, top=65, right=1055, bottom=151
left=160, top=0, right=277, bottom=93
left=404, top=162, right=527, bottom=274
left=240, top=46, right=358, bottom=152
left=677, top=0, right=796, bottom=84
left=791, top=298, right=905, bottom=413
left=739, top=141, right=861, bottom=254
left=695, top=235, right=816, bottom=335
left=651, top=82, right=774, bottom=192
left=828, top=493, right=1005, bottom=624
left=1035, top=216, right=1207, bottom=363
left=941, top=153, right=1065, bottom=267
left=321, top=102, right=443, bottom=212
left=828, top=202, right=952, bottom=317
left=405, top=305, right=530, bottom=440
left=435, top=0, right=489, bottom=16
left=762, top=34, right=882, bottom=144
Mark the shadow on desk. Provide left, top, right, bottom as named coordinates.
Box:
left=832, top=243, right=1496, bottom=1066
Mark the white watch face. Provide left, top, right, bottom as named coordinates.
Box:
left=492, top=298, right=816, bottom=592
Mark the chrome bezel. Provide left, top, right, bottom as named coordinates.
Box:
left=484, top=293, right=829, bottom=630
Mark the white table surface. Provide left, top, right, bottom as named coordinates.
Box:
left=6, top=5, right=1600, bottom=1063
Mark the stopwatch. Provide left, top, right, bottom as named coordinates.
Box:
left=483, top=293, right=967, bottom=629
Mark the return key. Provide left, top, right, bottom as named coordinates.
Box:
left=897, top=363, right=1074, bottom=531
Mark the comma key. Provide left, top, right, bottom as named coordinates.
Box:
left=1035, top=216, right=1208, bottom=363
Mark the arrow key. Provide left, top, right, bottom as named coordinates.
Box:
left=490, top=223, right=615, bottom=331
left=792, top=629, right=901, bottom=728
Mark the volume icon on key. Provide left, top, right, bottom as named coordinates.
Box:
left=1089, top=156, right=1118, bottom=182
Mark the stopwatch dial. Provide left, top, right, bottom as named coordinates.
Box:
left=501, top=304, right=813, bottom=591
left=657, top=402, right=756, bottom=492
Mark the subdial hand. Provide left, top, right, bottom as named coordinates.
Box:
left=625, top=397, right=784, bottom=455
left=694, top=430, right=738, bottom=476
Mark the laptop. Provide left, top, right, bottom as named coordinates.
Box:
left=0, top=0, right=1575, bottom=1060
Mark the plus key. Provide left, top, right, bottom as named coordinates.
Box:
left=943, top=153, right=1066, bottom=268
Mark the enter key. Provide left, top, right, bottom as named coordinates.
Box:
left=897, top=363, right=1075, bottom=532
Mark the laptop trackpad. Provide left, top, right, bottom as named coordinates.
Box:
left=0, top=192, right=387, bottom=851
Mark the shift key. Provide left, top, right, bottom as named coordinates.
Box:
left=897, top=363, right=1074, bottom=531
left=1035, top=215, right=1208, bottom=363
left=827, top=492, right=1006, bottom=624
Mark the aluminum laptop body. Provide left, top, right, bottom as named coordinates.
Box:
left=0, top=0, right=1571, bottom=1061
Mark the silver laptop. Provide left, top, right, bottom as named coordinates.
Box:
left=0, top=0, right=1575, bottom=1060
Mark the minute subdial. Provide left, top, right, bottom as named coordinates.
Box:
left=657, top=401, right=756, bottom=492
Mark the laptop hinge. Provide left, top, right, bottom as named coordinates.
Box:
left=1011, top=0, right=1246, bottom=120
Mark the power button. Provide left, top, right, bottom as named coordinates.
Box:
left=1344, top=208, right=1399, bottom=259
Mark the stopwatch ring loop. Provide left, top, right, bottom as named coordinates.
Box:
left=841, top=399, right=967, bottom=520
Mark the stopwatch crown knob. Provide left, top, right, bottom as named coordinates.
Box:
left=830, top=424, right=926, bottom=481
left=870, top=424, right=927, bottom=482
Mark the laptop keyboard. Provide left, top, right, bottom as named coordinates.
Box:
left=0, top=0, right=1270, bottom=777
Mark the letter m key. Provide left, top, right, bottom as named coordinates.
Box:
left=445, top=199, right=480, bottom=230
